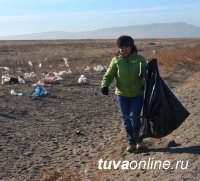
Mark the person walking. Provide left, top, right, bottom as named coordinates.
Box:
left=101, top=35, right=147, bottom=152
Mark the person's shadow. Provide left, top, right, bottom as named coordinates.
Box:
left=147, top=145, right=200, bottom=155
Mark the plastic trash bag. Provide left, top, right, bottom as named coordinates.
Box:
left=93, top=65, right=105, bottom=72
left=10, top=90, right=22, bottom=96
left=18, top=76, right=25, bottom=84
left=32, top=87, right=47, bottom=97
left=2, top=74, right=10, bottom=84
left=10, top=77, right=18, bottom=84
left=53, top=71, right=66, bottom=80
left=139, top=59, right=190, bottom=139
left=28, top=60, right=33, bottom=66
left=78, top=75, right=87, bottom=84
left=0, top=66, right=10, bottom=71
left=24, top=72, right=36, bottom=79
left=43, top=76, right=56, bottom=84
left=63, top=58, right=69, bottom=68
left=32, top=80, right=44, bottom=87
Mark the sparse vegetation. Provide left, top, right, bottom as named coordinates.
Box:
left=0, top=39, right=199, bottom=181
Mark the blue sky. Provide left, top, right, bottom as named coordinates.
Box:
left=0, top=0, right=200, bottom=36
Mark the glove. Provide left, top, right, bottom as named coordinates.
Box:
left=101, top=86, right=109, bottom=95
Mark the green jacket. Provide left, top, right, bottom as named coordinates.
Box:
left=101, top=53, right=147, bottom=97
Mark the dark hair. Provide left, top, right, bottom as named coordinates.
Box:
left=115, top=35, right=138, bottom=56
left=117, top=35, right=134, bottom=48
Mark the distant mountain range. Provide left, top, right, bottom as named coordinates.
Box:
left=1, top=22, right=200, bottom=40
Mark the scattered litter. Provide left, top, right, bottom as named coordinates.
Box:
left=28, top=61, right=33, bottom=66
left=53, top=71, right=65, bottom=80
left=24, top=72, right=36, bottom=79
left=32, top=80, right=44, bottom=87
left=43, top=76, right=56, bottom=84
left=2, top=76, right=26, bottom=84
left=78, top=75, right=87, bottom=84
left=84, top=66, right=91, bottom=71
left=0, top=67, right=10, bottom=71
left=63, top=58, right=72, bottom=73
left=66, top=69, right=72, bottom=74
left=93, top=65, right=105, bottom=72
left=38, top=63, right=42, bottom=68
left=2, top=74, right=10, bottom=84
left=63, top=58, right=69, bottom=68
left=18, top=76, right=25, bottom=84
left=32, top=87, right=47, bottom=97
left=75, top=130, right=81, bottom=135
left=53, top=71, right=67, bottom=77
left=9, top=77, right=18, bottom=84
left=41, top=71, right=63, bottom=84
left=10, top=90, right=22, bottom=96
left=42, top=71, right=49, bottom=77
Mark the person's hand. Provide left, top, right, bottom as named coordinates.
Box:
left=101, top=87, right=109, bottom=95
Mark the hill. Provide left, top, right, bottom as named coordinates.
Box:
left=1, top=22, right=200, bottom=40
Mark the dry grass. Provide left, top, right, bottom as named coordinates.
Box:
left=153, top=44, right=200, bottom=67
left=138, top=39, right=200, bottom=66
left=1, top=39, right=200, bottom=75
left=0, top=39, right=200, bottom=181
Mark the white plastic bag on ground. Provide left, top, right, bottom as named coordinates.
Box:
left=28, top=61, right=33, bottom=66
left=56, top=71, right=67, bottom=76
left=0, top=67, right=10, bottom=71
left=2, top=75, right=10, bottom=84
left=84, top=66, right=91, bottom=71
left=78, top=75, right=87, bottom=84
left=66, top=69, right=72, bottom=74
left=32, top=80, right=44, bottom=87
left=24, top=72, right=36, bottom=79
left=63, top=58, right=69, bottom=68
left=93, top=65, right=104, bottom=72
left=10, top=90, right=22, bottom=96
left=53, top=71, right=66, bottom=80
left=18, top=76, right=25, bottom=84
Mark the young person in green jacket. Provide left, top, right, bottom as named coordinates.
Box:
left=101, top=35, right=147, bottom=153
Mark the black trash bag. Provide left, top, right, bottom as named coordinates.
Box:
left=139, top=59, right=190, bottom=139
left=10, top=77, right=18, bottom=84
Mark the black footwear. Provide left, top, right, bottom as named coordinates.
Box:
left=136, top=142, right=147, bottom=150
left=126, top=144, right=136, bottom=153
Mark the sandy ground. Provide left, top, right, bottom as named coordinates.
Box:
left=0, top=39, right=199, bottom=181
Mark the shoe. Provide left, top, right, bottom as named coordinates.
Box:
left=136, top=142, right=147, bottom=150
left=126, top=144, right=136, bottom=153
